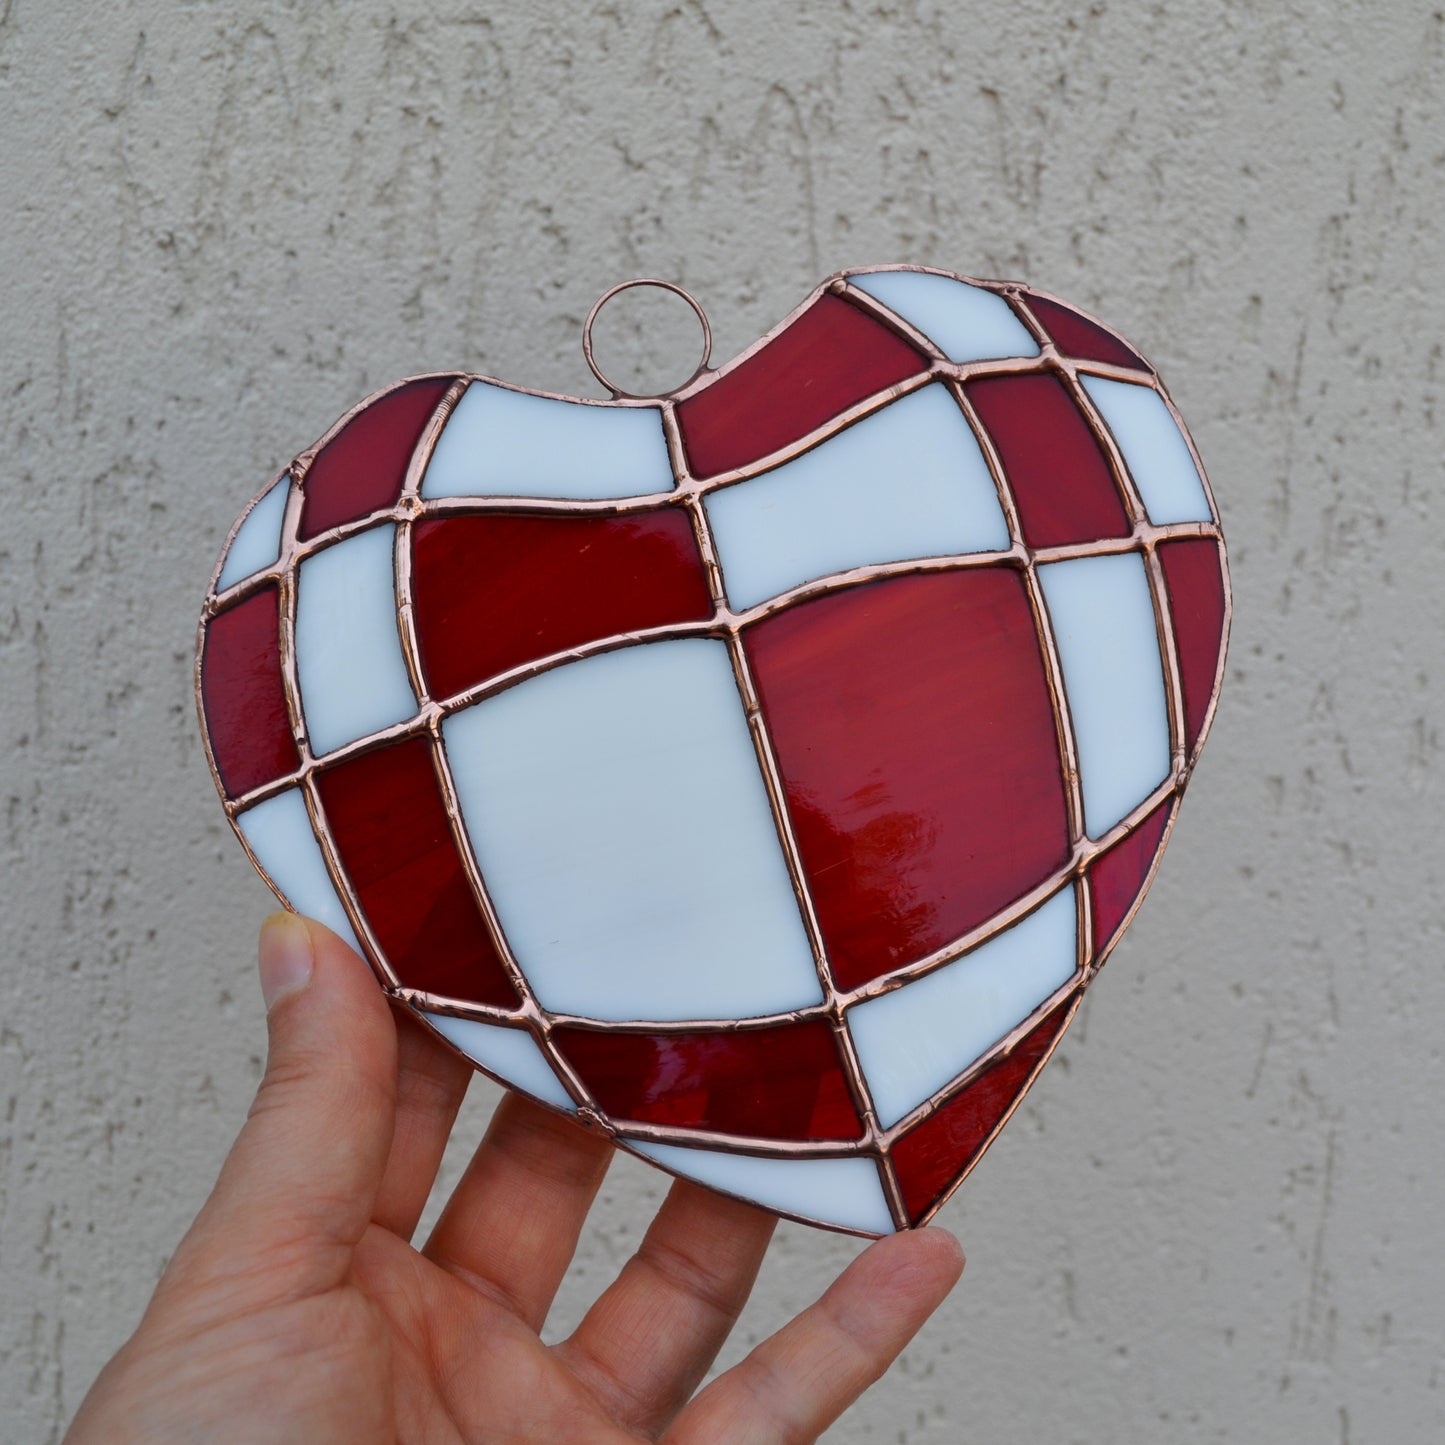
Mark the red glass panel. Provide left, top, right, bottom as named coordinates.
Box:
left=675, top=294, right=926, bottom=479
left=1157, top=538, right=1227, bottom=754
left=201, top=586, right=300, bottom=799
left=745, top=570, right=1071, bottom=992
left=553, top=1018, right=864, bottom=1142
left=891, top=998, right=1074, bottom=1224
left=410, top=507, right=714, bottom=700
left=314, top=736, right=519, bottom=1006
left=1025, top=294, right=1149, bottom=371
left=1088, top=798, right=1173, bottom=957
left=298, top=377, right=456, bottom=541
left=966, top=373, right=1131, bottom=549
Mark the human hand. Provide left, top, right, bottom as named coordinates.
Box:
left=67, top=915, right=963, bottom=1443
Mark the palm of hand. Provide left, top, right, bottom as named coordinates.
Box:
left=67, top=918, right=961, bottom=1444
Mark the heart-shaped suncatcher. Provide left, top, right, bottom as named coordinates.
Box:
left=196, top=266, right=1229, bottom=1235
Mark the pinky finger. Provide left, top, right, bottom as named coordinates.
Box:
left=667, top=1229, right=963, bottom=1445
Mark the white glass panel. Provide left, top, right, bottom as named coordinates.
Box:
left=1081, top=375, right=1212, bottom=525
left=217, top=477, right=289, bottom=591
left=850, top=270, right=1040, bottom=363
left=236, top=788, right=362, bottom=956
left=443, top=638, right=821, bottom=1023
left=294, top=525, right=418, bottom=757
left=847, top=885, right=1077, bottom=1130
left=705, top=384, right=1010, bottom=610
left=421, top=381, right=674, bottom=501
left=422, top=1013, right=576, bottom=1112
left=633, top=1140, right=895, bottom=1234
left=1038, top=553, right=1171, bottom=837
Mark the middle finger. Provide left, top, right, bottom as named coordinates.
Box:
left=423, top=1092, right=614, bottom=1330
left=552, top=1176, right=778, bottom=1435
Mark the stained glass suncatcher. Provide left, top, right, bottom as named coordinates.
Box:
left=196, top=266, right=1230, bottom=1236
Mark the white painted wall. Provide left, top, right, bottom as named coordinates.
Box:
left=2, top=3, right=1441, bottom=1439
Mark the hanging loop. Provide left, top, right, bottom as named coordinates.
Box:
left=583, top=278, right=713, bottom=399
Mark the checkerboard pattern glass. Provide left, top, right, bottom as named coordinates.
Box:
left=197, top=268, right=1230, bottom=1235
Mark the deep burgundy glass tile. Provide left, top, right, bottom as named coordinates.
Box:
left=553, top=1019, right=864, bottom=1142
left=1088, top=799, right=1173, bottom=956
left=1025, top=294, right=1150, bottom=371
left=314, top=736, right=519, bottom=1006
left=298, top=377, right=456, bottom=541
left=891, top=999, right=1073, bottom=1224
left=410, top=507, right=714, bottom=700
left=201, top=586, right=300, bottom=799
left=1157, top=538, right=1228, bottom=755
left=965, top=373, right=1132, bottom=549
left=675, top=294, right=926, bottom=480
left=745, top=570, right=1071, bottom=992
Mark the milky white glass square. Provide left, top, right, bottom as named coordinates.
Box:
left=294, top=525, right=419, bottom=758
left=1081, top=375, right=1213, bottom=525
left=422, top=381, right=674, bottom=501
left=850, top=269, right=1041, bottom=362
left=1038, top=552, right=1171, bottom=837
left=442, top=638, right=822, bottom=1023
left=217, top=475, right=289, bottom=591
left=705, top=383, right=1010, bottom=610
left=422, top=1013, right=576, bottom=1112
left=847, top=885, right=1078, bottom=1129
left=632, top=1141, right=895, bottom=1234
left=236, top=789, right=362, bottom=956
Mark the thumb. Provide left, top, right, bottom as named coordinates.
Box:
left=165, top=914, right=398, bottom=1301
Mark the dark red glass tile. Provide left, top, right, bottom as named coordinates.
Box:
left=1157, top=538, right=1228, bottom=755
left=675, top=294, right=926, bottom=479
left=891, top=998, right=1073, bottom=1225
left=745, top=570, right=1071, bottom=992
left=1025, top=293, right=1150, bottom=371
left=553, top=1019, right=864, bottom=1142
left=965, top=373, right=1131, bottom=549
left=314, top=735, right=519, bottom=1006
left=298, top=377, right=456, bottom=541
left=201, top=586, right=300, bottom=799
left=1088, top=799, right=1173, bottom=957
left=410, top=507, right=714, bottom=699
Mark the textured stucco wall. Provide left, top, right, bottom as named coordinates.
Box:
left=3, top=2, right=1443, bottom=1439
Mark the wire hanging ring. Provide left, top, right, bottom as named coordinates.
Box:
left=583, top=278, right=713, bottom=399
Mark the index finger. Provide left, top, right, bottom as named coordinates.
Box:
left=370, top=1006, right=474, bottom=1240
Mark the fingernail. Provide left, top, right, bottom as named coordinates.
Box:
left=258, top=912, right=314, bottom=1012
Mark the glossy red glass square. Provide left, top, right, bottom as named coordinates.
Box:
left=747, top=570, right=1071, bottom=991
left=1089, top=799, right=1174, bottom=956
left=552, top=1018, right=864, bottom=1142
left=966, top=373, right=1131, bottom=549
left=891, top=998, right=1075, bottom=1224
left=1157, top=538, right=1228, bottom=754
left=1026, top=294, right=1150, bottom=371
left=676, top=294, right=926, bottom=479
left=410, top=507, right=714, bottom=700
left=298, top=377, right=456, bottom=541
left=313, top=736, right=519, bottom=1006
left=200, top=586, right=300, bottom=799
